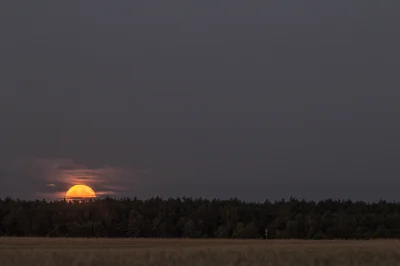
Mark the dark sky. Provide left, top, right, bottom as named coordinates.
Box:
left=1, top=1, right=400, bottom=201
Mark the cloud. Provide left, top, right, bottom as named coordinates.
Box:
left=10, top=157, right=146, bottom=200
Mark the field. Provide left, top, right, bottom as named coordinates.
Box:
left=1, top=238, right=400, bottom=266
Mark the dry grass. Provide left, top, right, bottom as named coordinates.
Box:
left=0, top=238, right=400, bottom=266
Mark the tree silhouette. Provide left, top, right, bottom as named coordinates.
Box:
left=0, top=197, right=399, bottom=239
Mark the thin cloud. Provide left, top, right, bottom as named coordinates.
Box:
left=11, top=157, right=145, bottom=200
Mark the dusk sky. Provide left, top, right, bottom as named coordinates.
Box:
left=1, top=2, right=400, bottom=201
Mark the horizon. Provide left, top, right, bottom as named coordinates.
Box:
left=3, top=195, right=400, bottom=205
left=2, top=2, right=400, bottom=265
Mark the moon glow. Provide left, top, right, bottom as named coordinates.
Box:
left=65, top=185, right=96, bottom=199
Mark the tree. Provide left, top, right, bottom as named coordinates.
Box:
left=0, top=197, right=399, bottom=239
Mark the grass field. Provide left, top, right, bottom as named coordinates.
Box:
left=1, top=238, right=400, bottom=266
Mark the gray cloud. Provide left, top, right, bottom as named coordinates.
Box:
left=1, top=1, right=400, bottom=202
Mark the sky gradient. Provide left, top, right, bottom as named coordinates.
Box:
left=1, top=1, right=400, bottom=201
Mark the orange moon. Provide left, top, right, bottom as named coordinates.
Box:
left=65, top=185, right=96, bottom=199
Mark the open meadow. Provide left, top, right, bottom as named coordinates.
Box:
left=0, top=238, right=400, bottom=266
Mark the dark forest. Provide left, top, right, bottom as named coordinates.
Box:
left=1, top=197, right=400, bottom=239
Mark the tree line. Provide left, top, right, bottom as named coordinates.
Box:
left=1, top=197, right=400, bottom=239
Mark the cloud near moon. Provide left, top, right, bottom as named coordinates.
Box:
left=10, top=158, right=144, bottom=200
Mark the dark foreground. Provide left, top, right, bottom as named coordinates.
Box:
left=0, top=238, right=399, bottom=266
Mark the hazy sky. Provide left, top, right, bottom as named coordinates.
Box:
left=1, top=1, right=400, bottom=201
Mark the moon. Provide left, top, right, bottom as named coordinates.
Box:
left=65, top=185, right=96, bottom=199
